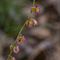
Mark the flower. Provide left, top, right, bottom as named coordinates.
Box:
left=13, top=45, right=20, bottom=54
left=31, top=6, right=40, bottom=14
left=25, top=18, right=38, bottom=28
left=31, top=6, right=36, bottom=13
left=16, top=35, right=25, bottom=45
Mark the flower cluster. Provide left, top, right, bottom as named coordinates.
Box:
left=7, top=0, right=40, bottom=60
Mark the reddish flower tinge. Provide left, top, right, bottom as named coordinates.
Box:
left=13, top=45, right=20, bottom=54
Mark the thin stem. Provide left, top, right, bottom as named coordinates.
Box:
left=7, top=20, right=28, bottom=60
left=16, top=20, right=28, bottom=39
left=33, top=0, right=35, bottom=6
left=7, top=0, right=36, bottom=60
left=7, top=43, right=16, bottom=60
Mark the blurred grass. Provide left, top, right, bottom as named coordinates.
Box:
left=0, top=0, right=31, bottom=38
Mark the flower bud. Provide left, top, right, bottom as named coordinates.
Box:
left=31, top=6, right=36, bottom=13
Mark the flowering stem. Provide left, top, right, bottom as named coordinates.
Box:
left=7, top=20, right=28, bottom=60
left=7, top=0, right=37, bottom=60
left=7, top=43, right=16, bottom=60
left=7, top=51, right=12, bottom=60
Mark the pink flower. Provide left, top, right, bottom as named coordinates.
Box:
left=16, top=35, right=25, bottom=45
left=13, top=45, right=20, bottom=54
left=32, top=18, right=38, bottom=26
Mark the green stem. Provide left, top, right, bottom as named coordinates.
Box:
left=33, top=0, right=35, bottom=6
left=16, top=20, right=28, bottom=39
left=7, top=19, right=28, bottom=60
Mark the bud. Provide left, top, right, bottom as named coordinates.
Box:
left=32, top=18, right=38, bottom=26
left=31, top=6, right=36, bottom=13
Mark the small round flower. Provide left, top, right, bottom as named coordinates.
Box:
left=25, top=18, right=38, bottom=28
left=13, top=45, right=20, bottom=54
left=16, top=35, right=25, bottom=45
left=31, top=6, right=36, bottom=13
left=26, top=19, right=33, bottom=28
